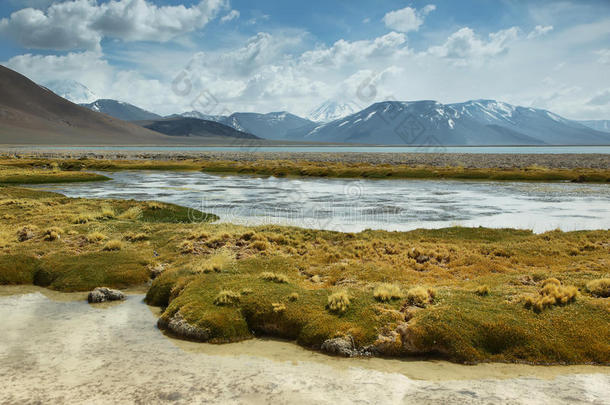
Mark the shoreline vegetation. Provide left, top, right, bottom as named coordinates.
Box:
left=1, top=154, right=610, bottom=183
left=1, top=163, right=609, bottom=365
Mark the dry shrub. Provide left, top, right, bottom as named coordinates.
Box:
left=373, top=283, right=403, bottom=302
left=118, top=207, right=142, bottom=220
left=260, top=272, right=289, bottom=283
left=327, top=291, right=350, bottom=314
left=103, top=239, right=123, bottom=251
left=586, top=278, right=610, bottom=298
left=272, top=303, right=286, bottom=313
left=288, top=292, right=299, bottom=301
left=475, top=285, right=490, bottom=296
left=406, top=286, right=435, bottom=308
left=86, top=232, right=107, bottom=243
left=213, top=290, right=240, bottom=306
left=524, top=278, right=578, bottom=312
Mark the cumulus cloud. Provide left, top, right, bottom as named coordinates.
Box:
left=527, top=25, right=553, bottom=39
left=0, top=0, right=227, bottom=51
left=382, top=4, right=435, bottom=33
left=299, top=32, right=408, bottom=68
left=220, top=9, right=239, bottom=23
left=427, top=26, right=520, bottom=64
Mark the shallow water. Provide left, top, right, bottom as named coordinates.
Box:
left=33, top=171, right=610, bottom=233
left=1, top=288, right=608, bottom=404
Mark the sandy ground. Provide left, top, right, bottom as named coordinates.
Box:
left=1, top=149, right=609, bottom=169
left=1, top=286, right=609, bottom=405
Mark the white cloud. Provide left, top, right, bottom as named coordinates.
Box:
left=382, top=4, right=435, bottom=33
left=299, top=32, right=408, bottom=68
left=527, top=25, right=553, bottom=39
left=220, top=9, right=239, bottom=23
left=427, top=26, right=520, bottom=65
left=0, top=0, right=228, bottom=51
left=587, top=88, right=610, bottom=106
left=596, top=49, right=610, bottom=64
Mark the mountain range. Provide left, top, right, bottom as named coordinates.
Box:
left=77, top=92, right=610, bottom=145
left=8, top=71, right=610, bottom=146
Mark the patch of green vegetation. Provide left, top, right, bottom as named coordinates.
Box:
left=1, top=181, right=609, bottom=365
left=2, top=157, right=610, bottom=183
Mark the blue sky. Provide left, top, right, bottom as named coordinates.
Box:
left=1, top=0, right=609, bottom=119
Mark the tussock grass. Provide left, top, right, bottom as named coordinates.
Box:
left=118, top=207, right=142, bottom=220
left=43, top=227, right=63, bottom=241
left=327, top=291, right=350, bottom=314
left=288, top=292, right=299, bottom=301
left=524, top=278, right=578, bottom=312
left=406, top=287, right=436, bottom=308
left=86, top=231, right=107, bottom=242
left=124, top=232, right=148, bottom=242
left=260, top=272, right=289, bottom=283
left=373, top=283, right=403, bottom=302
left=272, top=302, right=286, bottom=313
left=214, top=290, right=241, bottom=306
left=102, top=239, right=123, bottom=251
left=586, top=278, right=610, bottom=298
left=475, top=285, right=491, bottom=296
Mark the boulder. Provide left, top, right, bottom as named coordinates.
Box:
left=321, top=336, right=359, bottom=357
left=87, top=287, right=125, bottom=303
left=157, top=312, right=211, bottom=342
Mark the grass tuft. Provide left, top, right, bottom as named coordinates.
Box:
left=373, top=283, right=403, bottom=302
left=213, top=290, right=241, bottom=306
left=102, top=239, right=123, bottom=251
left=475, top=285, right=490, bottom=296
left=86, top=232, right=107, bottom=243
left=524, top=278, right=578, bottom=312
left=586, top=278, right=610, bottom=298
left=260, top=272, right=289, bottom=283
left=406, top=286, right=435, bottom=308
left=327, top=290, right=350, bottom=314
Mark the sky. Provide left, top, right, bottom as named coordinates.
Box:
left=1, top=0, right=609, bottom=119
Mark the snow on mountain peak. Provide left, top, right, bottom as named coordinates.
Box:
left=308, top=100, right=361, bottom=122
left=43, top=79, right=97, bottom=104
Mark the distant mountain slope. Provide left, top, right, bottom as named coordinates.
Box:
left=43, top=79, right=97, bottom=104
left=0, top=65, right=179, bottom=145
left=578, top=120, right=610, bottom=133
left=136, top=117, right=259, bottom=139
left=308, top=100, right=360, bottom=122
left=295, top=100, right=610, bottom=145
left=81, top=99, right=161, bottom=121
left=220, top=111, right=317, bottom=140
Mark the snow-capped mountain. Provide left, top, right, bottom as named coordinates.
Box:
left=81, top=99, right=161, bottom=121
left=43, top=79, right=97, bottom=104
left=578, top=120, right=610, bottom=133
left=308, top=100, right=361, bottom=122
left=293, top=100, right=610, bottom=145
left=221, top=112, right=317, bottom=140
left=173, top=111, right=226, bottom=122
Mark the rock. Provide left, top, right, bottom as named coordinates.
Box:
left=148, top=263, right=167, bottom=279
left=87, top=287, right=125, bottom=303
left=157, top=312, right=211, bottom=342
left=17, top=226, right=36, bottom=242
left=321, top=336, right=359, bottom=357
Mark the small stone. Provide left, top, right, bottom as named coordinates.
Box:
left=87, top=287, right=125, bottom=303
